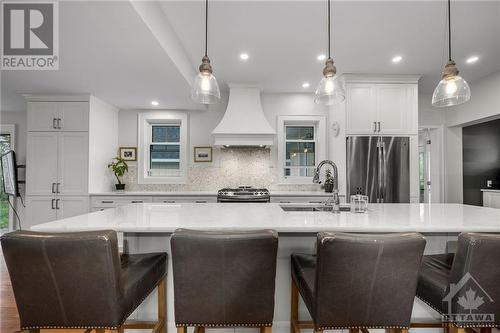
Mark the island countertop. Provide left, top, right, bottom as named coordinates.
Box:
left=31, top=203, right=500, bottom=233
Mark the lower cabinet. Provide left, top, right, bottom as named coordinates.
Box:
left=270, top=196, right=333, bottom=204
left=90, top=195, right=217, bottom=211
left=483, top=191, right=500, bottom=209
left=25, top=196, right=89, bottom=229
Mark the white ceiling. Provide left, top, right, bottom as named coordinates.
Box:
left=2, top=1, right=500, bottom=112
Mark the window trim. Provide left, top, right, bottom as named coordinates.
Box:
left=138, top=112, right=188, bottom=184
left=277, top=115, right=327, bottom=184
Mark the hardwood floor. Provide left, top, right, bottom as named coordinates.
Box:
left=0, top=246, right=87, bottom=333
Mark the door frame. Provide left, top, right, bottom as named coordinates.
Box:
left=418, top=125, right=445, bottom=203
left=0, top=124, right=16, bottom=231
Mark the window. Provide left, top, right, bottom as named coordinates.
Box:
left=285, top=126, right=316, bottom=177
left=149, top=125, right=181, bottom=175
left=138, top=112, right=188, bottom=184
left=277, top=116, right=326, bottom=183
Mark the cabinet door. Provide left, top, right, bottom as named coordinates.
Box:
left=25, top=196, right=57, bottom=228
left=59, top=102, right=89, bottom=131
left=377, top=84, right=410, bottom=134
left=27, top=102, right=59, bottom=131
left=58, top=132, right=88, bottom=195
left=57, top=196, right=89, bottom=219
left=26, top=132, right=59, bottom=195
left=346, top=84, right=377, bottom=134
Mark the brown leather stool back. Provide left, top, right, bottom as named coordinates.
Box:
left=448, top=233, right=500, bottom=327
left=314, top=232, right=426, bottom=329
left=1, top=230, right=123, bottom=329
left=171, top=229, right=278, bottom=327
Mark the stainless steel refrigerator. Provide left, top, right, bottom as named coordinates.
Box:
left=347, top=136, right=410, bottom=203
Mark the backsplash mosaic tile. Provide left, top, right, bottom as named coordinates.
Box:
left=121, top=147, right=321, bottom=192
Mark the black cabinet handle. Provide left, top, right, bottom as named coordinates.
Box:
left=195, top=200, right=207, bottom=203
left=101, top=200, right=114, bottom=204
left=131, top=200, right=143, bottom=203
left=51, top=199, right=55, bottom=209
left=163, top=200, right=175, bottom=203
left=55, top=199, right=60, bottom=210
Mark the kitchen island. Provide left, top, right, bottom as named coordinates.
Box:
left=31, top=203, right=500, bottom=333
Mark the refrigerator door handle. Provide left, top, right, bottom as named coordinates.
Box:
left=381, top=141, right=386, bottom=203
left=377, top=137, right=382, bottom=203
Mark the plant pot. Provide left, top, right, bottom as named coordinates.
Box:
left=324, top=183, right=333, bottom=193
left=115, top=184, right=126, bottom=191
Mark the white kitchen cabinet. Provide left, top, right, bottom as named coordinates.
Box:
left=58, top=196, right=90, bottom=219
left=345, top=76, right=419, bottom=135
left=153, top=196, right=217, bottom=203
left=345, top=84, right=377, bottom=134
left=27, top=101, right=88, bottom=132
left=26, top=132, right=59, bottom=195
left=270, top=196, right=332, bottom=204
left=25, top=196, right=58, bottom=229
left=483, top=191, right=500, bottom=209
left=58, top=132, right=89, bottom=195
left=377, top=84, right=410, bottom=134
left=25, top=196, right=88, bottom=228
left=26, top=132, right=88, bottom=196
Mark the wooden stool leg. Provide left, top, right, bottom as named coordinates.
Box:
left=158, top=277, right=167, bottom=333
left=480, top=329, right=492, bottom=333
left=314, top=329, right=323, bottom=333
left=177, top=326, right=187, bottom=333
left=195, top=327, right=206, bottom=333
left=261, top=327, right=272, bottom=333
left=349, top=329, right=360, bottom=333
left=290, top=279, right=299, bottom=333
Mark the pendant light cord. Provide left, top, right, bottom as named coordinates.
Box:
left=448, top=0, right=452, bottom=61
left=205, top=0, right=208, bottom=57
left=327, top=0, right=331, bottom=59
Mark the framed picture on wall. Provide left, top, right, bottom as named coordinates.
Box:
left=194, top=146, right=212, bottom=162
left=120, top=147, right=137, bottom=161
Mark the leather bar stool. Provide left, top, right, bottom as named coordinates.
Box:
left=290, top=232, right=426, bottom=333
left=171, top=229, right=278, bottom=333
left=415, top=233, right=500, bottom=333
left=1, top=230, right=167, bottom=333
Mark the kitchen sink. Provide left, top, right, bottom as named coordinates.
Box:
left=280, top=205, right=351, bottom=212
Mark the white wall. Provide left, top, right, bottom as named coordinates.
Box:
left=88, top=96, right=120, bottom=193
left=118, top=92, right=345, bottom=193
left=446, top=71, right=500, bottom=127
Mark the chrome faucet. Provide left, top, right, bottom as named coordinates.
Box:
left=313, top=160, right=340, bottom=213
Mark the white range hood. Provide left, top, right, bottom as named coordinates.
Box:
left=212, top=84, right=276, bottom=146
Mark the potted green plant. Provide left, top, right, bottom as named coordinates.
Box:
left=108, top=157, right=129, bottom=191
left=324, top=168, right=334, bottom=193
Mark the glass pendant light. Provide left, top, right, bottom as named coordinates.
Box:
left=431, top=0, right=470, bottom=107
left=314, top=0, right=345, bottom=106
left=191, top=0, right=220, bottom=104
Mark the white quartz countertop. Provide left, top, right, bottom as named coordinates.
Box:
left=89, top=191, right=333, bottom=197
left=481, top=189, right=500, bottom=193
left=31, top=203, right=500, bottom=234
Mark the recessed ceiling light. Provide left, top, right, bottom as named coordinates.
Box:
left=392, top=55, right=403, bottom=63
left=239, top=53, right=249, bottom=60
left=466, top=56, right=479, bottom=64
left=317, top=54, right=326, bottom=61
left=151, top=101, right=159, bottom=106
left=302, top=82, right=310, bottom=88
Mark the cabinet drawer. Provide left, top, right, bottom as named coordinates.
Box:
left=91, top=196, right=153, bottom=207
left=270, top=196, right=331, bottom=204
left=153, top=196, right=217, bottom=203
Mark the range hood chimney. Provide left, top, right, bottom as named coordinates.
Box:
left=212, top=84, right=276, bottom=146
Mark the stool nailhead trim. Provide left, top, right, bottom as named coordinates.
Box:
left=176, top=323, right=273, bottom=327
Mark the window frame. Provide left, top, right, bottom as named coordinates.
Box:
left=277, top=115, right=327, bottom=184
left=138, top=112, right=188, bottom=184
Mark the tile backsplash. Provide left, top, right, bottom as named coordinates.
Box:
left=122, top=147, right=320, bottom=192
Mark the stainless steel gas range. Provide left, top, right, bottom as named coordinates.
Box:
left=217, top=186, right=270, bottom=203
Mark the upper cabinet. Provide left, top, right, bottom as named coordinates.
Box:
left=344, top=75, right=419, bottom=135
left=27, top=101, right=89, bottom=132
